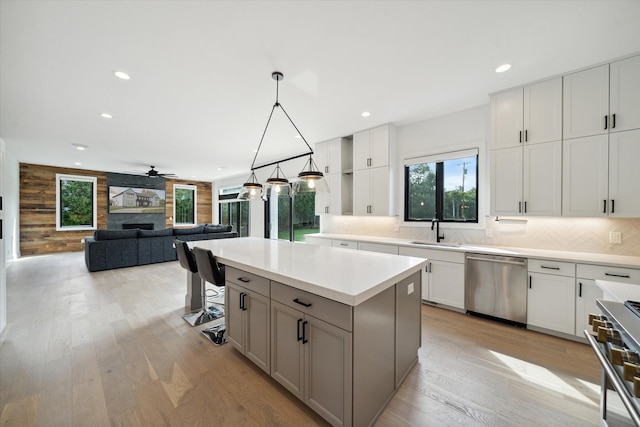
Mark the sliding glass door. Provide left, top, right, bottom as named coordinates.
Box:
left=265, top=189, right=319, bottom=242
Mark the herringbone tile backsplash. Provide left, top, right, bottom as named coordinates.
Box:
left=321, top=216, right=640, bottom=257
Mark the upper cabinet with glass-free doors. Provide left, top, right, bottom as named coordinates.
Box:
left=563, top=55, right=640, bottom=140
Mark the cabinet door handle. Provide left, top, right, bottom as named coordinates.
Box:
left=428, top=262, right=432, bottom=273
left=297, top=318, right=303, bottom=341
left=579, top=282, right=583, bottom=298
left=611, top=199, right=615, bottom=214
left=238, top=277, right=251, bottom=283
left=302, top=320, right=309, bottom=344
left=519, top=130, right=522, bottom=143
left=240, top=292, right=247, bottom=310
left=612, top=113, right=616, bottom=129
left=518, top=201, right=522, bottom=213
left=293, top=298, right=312, bottom=308
left=529, top=276, right=532, bottom=289
left=541, top=265, right=560, bottom=270
left=524, top=201, right=527, bottom=213
left=525, top=129, right=528, bottom=142
left=603, top=200, right=607, bottom=214
left=605, top=272, right=631, bottom=279
left=604, top=115, right=608, bottom=130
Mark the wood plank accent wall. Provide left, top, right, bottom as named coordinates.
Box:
left=20, top=163, right=108, bottom=255
left=19, top=163, right=213, bottom=256
left=164, top=178, right=213, bottom=227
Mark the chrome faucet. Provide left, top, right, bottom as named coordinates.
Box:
left=431, top=218, right=444, bottom=243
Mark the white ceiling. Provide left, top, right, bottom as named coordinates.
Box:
left=2, top=1, right=640, bottom=182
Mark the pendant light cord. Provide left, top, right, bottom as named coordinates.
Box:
left=250, top=72, right=314, bottom=171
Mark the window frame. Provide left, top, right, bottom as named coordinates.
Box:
left=55, top=173, right=98, bottom=231
left=218, top=187, right=250, bottom=237
left=173, top=184, right=197, bottom=226
left=403, top=148, right=479, bottom=225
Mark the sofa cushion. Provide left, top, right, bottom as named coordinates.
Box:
left=205, top=224, right=233, bottom=233
left=173, top=225, right=204, bottom=235
left=138, top=228, right=174, bottom=238
left=94, top=229, right=139, bottom=240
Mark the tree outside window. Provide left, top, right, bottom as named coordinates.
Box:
left=405, top=153, right=478, bottom=223
left=56, top=174, right=97, bottom=230
left=174, top=184, right=197, bottom=225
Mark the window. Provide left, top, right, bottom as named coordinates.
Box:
left=56, top=174, right=97, bottom=231
left=404, top=149, right=478, bottom=223
left=265, top=188, right=319, bottom=242
left=174, top=184, right=197, bottom=226
left=219, top=187, right=250, bottom=237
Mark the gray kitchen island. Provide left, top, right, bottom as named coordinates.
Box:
left=190, top=237, right=427, bottom=427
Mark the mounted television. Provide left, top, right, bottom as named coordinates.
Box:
left=108, top=186, right=166, bottom=214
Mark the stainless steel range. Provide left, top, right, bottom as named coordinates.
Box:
left=587, top=299, right=640, bottom=426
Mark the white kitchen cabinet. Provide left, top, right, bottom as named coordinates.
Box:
left=398, top=246, right=464, bottom=310
left=608, top=129, right=640, bottom=216
left=563, top=55, right=640, bottom=140
left=562, top=135, right=609, bottom=216
left=353, top=125, right=390, bottom=170
left=304, top=236, right=331, bottom=246
left=574, top=278, right=602, bottom=338
left=491, top=78, right=562, bottom=150
left=225, top=269, right=271, bottom=374
left=429, top=259, right=465, bottom=310
left=491, top=140, right=561, bottom=216
left=353, top=166, right=393, bottom=216
left=314, top=137, right=353, bottom=216
left=527, top=259, right=576, bottom=335
left=610, top=55, right=640, bottom=133
left=563, top=128, right=640, bottom=217
left=563, top=64, right=610, bottom=140
left=357, top=242, right=398, bottom=255
left=332, top=239, right=358, bottom=250
left=352, top=125, right=396, bottom=216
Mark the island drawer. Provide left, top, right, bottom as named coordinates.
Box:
left=271, top=281, right=353, bottom=332
left=528, top=259, right=575, bottom=277
left=225, top=266, right=270, bottom=297
left=577, top=264, right=640, bottom=284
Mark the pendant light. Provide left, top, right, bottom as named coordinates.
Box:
left=238, top=72, right=329, bottom=200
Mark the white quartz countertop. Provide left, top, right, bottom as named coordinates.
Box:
left=596, top=280, right=640, bottom=303
left=189, top=237, right=427, bottom=306
left=307, top=233, right=640, bottom=269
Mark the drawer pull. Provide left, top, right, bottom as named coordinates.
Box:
left=605, top=272, right=631, bottom=279
left=294, top=298, right=312, bottom=308
left=238, top=277, right=251, bottom=283
left=541, top=265, right=560, bottom=270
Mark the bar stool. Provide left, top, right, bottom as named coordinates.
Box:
left=176, top=240, right=218, bottom=327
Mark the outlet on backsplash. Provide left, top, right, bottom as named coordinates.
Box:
left=610, top=231, right=622, bottom=244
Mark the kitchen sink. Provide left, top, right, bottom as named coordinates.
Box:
left=409, top=241, right=461, bottom=248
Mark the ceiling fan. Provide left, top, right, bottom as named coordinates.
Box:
left=144, top=166, right=176, bottom=178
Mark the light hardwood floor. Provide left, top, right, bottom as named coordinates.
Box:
left=1, top=252, right=601, bottom=426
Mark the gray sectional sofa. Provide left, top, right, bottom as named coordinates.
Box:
left=84, top=224, right=237, bottom=272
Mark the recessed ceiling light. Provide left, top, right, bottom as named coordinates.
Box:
left=100, top=113, right=113, bottom=119
left=217, top=167, right=227, bottom=171
left=361, top=111, right=371, bottom=117
left=294, top=134, right=301, bottom=139
left=72, top=143, right=89, bottom=151
left=75, top=162, right=82, bottom=166
left=113, top=70, right=130, bottom=80
left=495, top=64, right=512, bottom=73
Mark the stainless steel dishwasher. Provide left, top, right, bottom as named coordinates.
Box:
left=465, top=253, right=527, bottom=325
